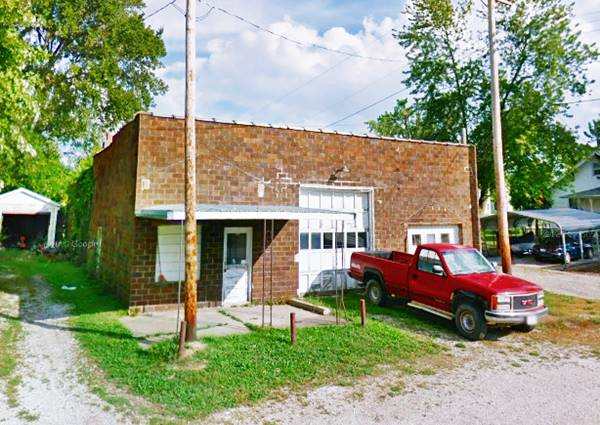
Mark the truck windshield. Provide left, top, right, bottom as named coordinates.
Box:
left=442, top=249, right=495, bottom=275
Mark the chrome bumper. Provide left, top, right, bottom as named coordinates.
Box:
left=485, top=307, right=549, bottom=325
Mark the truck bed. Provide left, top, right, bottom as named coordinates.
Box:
left=349, top=250, right=413, bottom=297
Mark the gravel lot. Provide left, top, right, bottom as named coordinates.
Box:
left=0, top=277, right=131, bottom=425
left=512, top=263, right=600, bottom=299
left=209, top=340, right=600, bottom=425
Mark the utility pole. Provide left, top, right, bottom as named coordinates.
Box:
left=184, top=0, right=198, bottom=341
left=487, top=0, right=512, bottom=274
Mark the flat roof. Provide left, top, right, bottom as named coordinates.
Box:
left=482, top=208, right=600, bottom=233
left=136, top=203, right=355, bottom=221
left=139, top=112, right=470, bottom=148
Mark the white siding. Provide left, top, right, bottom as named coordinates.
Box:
left=155, top=225, right=201, bottom=282
left=553, top=159, right=600, bottom=208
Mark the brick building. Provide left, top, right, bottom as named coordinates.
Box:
left=89, top=112, right=480, bottom=312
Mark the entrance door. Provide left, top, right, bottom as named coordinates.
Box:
left=222, top=227, right=252, bottom=306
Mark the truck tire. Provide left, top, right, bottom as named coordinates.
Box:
left=454, top=301, right=487, bottom=341
left=366, top=278, right=386, bottom=306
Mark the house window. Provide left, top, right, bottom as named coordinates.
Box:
left=300, top=233, right=309, bottom=250
left=593, top=162, right=600, bottom=178
left=323, top=232, right=333, bottom=249
left=155, top=225, right=200, bottom=282
left=347, top=232, right=357, bottom=248
left=311, top=232, right=322, bottom=249
left=357, top=232, right=367, bottom=248
left=441, top=233, right=450, bottom=243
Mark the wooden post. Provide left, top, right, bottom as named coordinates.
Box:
left=184, top=0, right=198, bottom=341
left=290, top=312, right=296, bottom=345
left=360, top=298, right=366, bottom=327
left=487, top=0, right=512, bottom=275
left=178, top=321, right=187, bottom=358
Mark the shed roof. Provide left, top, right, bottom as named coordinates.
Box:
left=0, top=188, right=60, bottom=215
left=483, top=208, right=600, bottom=233
left=136, top=203, right=355, bottom=221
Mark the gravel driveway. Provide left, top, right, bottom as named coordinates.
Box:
left=209, top=340, right=600, bottom=425
left=0, top=277, right=131, bottom=425
left=512, top=263, right=600, bottom=299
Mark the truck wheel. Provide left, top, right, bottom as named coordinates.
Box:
left=454, top=301, right=487, bottom=341
left=366, top=278, right=386, bottom=306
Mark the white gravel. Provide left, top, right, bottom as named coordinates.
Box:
left=209, top=342, right=600, bottom=425
left=0, top=278, right=131, bottom=425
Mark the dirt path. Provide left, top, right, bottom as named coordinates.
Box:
left=0, top=276, right=131, bottom=425
left=209, top=340, right=600, bottom=425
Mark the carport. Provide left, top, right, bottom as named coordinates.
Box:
left=0, top=188, right=60, bottom=248
left=482, top=208, right=600, bottom=265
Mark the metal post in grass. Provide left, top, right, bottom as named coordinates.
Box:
left=360, top=298, right=366, bottom=327
left=290, top=312, right=297, bottom=345
left=178, top=321, right=187, bottom=358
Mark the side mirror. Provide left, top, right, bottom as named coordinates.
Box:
left=432, top=264, right=445, bottom=276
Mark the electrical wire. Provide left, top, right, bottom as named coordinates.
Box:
left=202, top=1, right=404, bottom=63
left=256, top=56, right=352, bottom=115
left=562, top=97, right=600, bottom=105
left=305, top=65, right=405, bottom=123
left=325, top=87, right=409, bottom=128
left=145, top=0, right=177, bottom=19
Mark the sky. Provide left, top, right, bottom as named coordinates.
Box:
left=142, top=0, right=600, bottom=140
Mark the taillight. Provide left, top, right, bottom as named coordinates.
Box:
left=491, top=294, right=511, bottom=311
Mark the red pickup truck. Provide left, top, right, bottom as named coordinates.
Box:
left=349, top=244, right=548, bottom=340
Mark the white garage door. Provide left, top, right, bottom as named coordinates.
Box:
left=407, top=225, right=460, bottom=254
left=298, top=186, right=371, bottom=294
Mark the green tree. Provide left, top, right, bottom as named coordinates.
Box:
left=24, top=0, right=167, bottom=151
left=585, top=118, right=600, bottom=147
left=1, top=0, right=167, bottom=201
left=369, top=0, right=597, bottom=209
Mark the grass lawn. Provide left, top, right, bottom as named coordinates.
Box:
left=532, top=292, right=600, bottom=353
left=0, top=250, right=441, bottom=420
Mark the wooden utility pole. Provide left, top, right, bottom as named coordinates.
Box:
left=184, top=0, right=198, bottom=341
left=487, top=0, right=512, bottom=274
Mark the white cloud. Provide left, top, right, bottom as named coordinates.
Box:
left=143, top=0, right=600, bottom=137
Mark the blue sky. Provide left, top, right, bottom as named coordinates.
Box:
left=143, top=0, right=600, bottom=139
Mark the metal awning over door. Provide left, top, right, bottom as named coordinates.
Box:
left=136, top=203, right=355, bottom=221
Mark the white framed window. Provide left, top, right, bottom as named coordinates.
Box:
left=593, top=162, right=600, bottom=178
left=155, top=224, right=201, bottom=282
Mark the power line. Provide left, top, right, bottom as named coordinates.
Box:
left=562, top=97, right=600, bottom=105
left=202, top=1, right=404, bottom=63
left=145, top=0, right=177, bottom=19
left=256, top=56, right=352, bottom=115
left=171, top=1, right=214, bottom=22
left=305, top=65, right=405, bottom=122
left=325, top=87, right=408, bottom=128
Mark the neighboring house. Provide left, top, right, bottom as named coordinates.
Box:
left=479, top=195, right=514, bottom=217
left=553, top=152, right=600, bottom=212
left=0, top=187, right=60, bottom=248
left=89, top=112, right=480, bottom=312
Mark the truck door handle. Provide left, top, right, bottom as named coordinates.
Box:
left=412, top=274, right=418, bottom=279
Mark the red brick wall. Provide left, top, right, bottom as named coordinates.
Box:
left=92, top=112, right=480, bottom=308
left=89, top=117, right=140, bottom=304
left=128, top=218, right=296, bottom=307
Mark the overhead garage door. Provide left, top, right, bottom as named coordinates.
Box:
left=298, top=186, right=372, bottom=294
left=407, top=225, right=460, bottom=254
